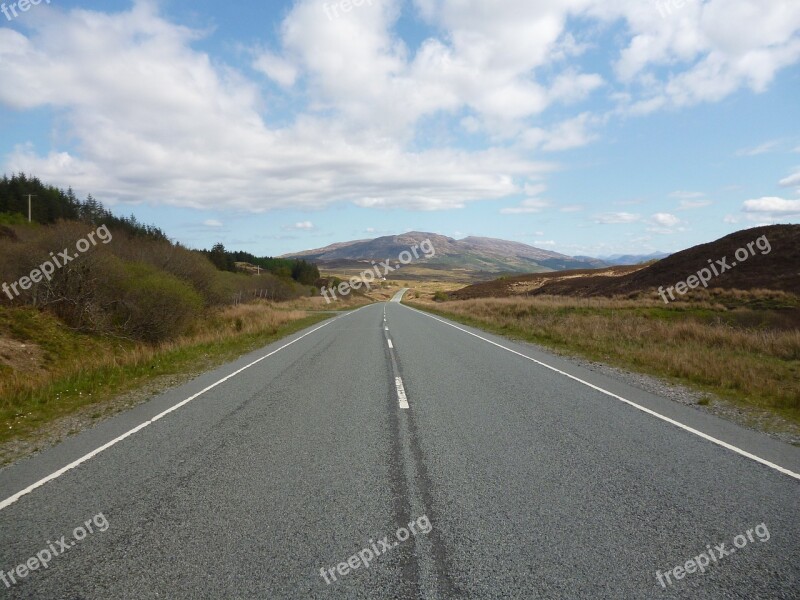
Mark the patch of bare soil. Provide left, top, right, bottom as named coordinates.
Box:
left=0, top=336, right=46, bottom=375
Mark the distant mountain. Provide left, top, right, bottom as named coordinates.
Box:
left=597, top=252, right=670, bottom=266
left=282, top=232, right=606, bottom=274
left=451, top=225, right=800, bottom=299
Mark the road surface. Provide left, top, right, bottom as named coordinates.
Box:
left=1, top=293, right=798, bottom=598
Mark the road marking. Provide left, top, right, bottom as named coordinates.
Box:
left=388, top=339, right=394, bottom=348
left=385, top=327, right=389, bottom=331
left=406, top=306, right=800, bottom=482
left=0, top=309, right=364, bottom=512
left=395, top=376, right=410, bottom=409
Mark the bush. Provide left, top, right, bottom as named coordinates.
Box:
left=0, top=218, right=313, bottom=344
left=113, top=262, right=204, bottom=343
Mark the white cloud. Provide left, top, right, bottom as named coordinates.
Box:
left=500, top=198, right=550, bottom=215
left=593, top=212, right=641, bottom=224
left=520, top=113, right=601, bottom=152
left=779, top=168, right=800, bottom=188
left=253, top=51, right=298, bottom=87
left=534, top=240, right=557, bottom=247
left=647, top=212, right=684, bottom=233
left=736, top=140, right=782, bottom=156
left=0, top=3, right=552, bottom=213
left=678, top=199, right=712, bottom=209
left=742, top=196, right=800, bottom=217
left=651, top=213, right=681, bottom=227
left=669, top=190, right=705, bottom=199
left=606, top=1, right=800, bottom=114
left=286, top=221, right=315, bottom=230
left=1, top=0, right=800, bottom=215
left=669, top=191, right=711, bottom=209
left=548, top=70, right=605, bottom=105
left=523, top=182, right=547, bottom=196
left=203, top=219, right=223, bottom=227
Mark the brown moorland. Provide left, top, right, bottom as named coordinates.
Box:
left=451, top=224, right=799, bottom=301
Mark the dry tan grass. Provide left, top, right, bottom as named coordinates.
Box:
left=0, top=303, right=327, bottom=443
left=413, top=295, right=800, bottom=419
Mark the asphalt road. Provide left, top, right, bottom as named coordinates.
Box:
left=1, top=292, right=798, bottom=599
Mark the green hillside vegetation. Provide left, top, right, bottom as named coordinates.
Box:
left=203, top=243, right=320, bottom=286
left=0, top=176, right=326, bottom=341
left=0, top=174, right=333, bottom=457
left=1, top=173, right=169, bottom=239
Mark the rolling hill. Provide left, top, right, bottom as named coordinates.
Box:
left=282, top=232, right=608, bottom=277
left=450, top=225, right=800, bottom=299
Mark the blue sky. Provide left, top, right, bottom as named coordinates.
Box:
left=1, top=0, right=799, bottom=257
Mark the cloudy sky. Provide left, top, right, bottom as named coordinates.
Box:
left=1, top=0, right=799, bottom=257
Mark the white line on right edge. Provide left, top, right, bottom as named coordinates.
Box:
left=0, top=307, right=367, bottom=512
left=405, top=306, right=800, bottom=481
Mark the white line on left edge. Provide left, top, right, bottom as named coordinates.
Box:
left=0, top=308, right=362, bottom=512
left=388, top=339, right=394, bottom=348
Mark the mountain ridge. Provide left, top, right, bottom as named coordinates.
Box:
left=281, top=231, right=608, bottom=274
left=450, top=225, right=800, bottom=299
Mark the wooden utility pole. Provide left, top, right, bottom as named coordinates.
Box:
left=26, top=194, right=37, bottom=223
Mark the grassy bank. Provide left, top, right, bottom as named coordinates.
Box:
left=0, top=303, right=339, bottom=447
left=407, top=292, right=800, bottom=424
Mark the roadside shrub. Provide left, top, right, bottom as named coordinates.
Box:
left=0, top=220, right=314, bottom=345
left=113, top=262, right=203, bottom=343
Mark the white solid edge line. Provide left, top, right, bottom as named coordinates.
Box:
left=0, top=308, right=363, bottom=512
left=395, top=376, right=410, bottom=409
left=388, top=339, right=394, bottom=348
left=405, top=306, right=800, bottom=481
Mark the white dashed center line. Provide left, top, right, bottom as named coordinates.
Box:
left=395, top=376, right=410, bottom=409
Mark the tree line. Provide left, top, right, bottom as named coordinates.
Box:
left=1, top=173, right=319, bottom=285
left=0, top=173, right=168, bottom=240
left=203, top=244, right=320, bottom=285
left=0, top=174, right=324, bottom=342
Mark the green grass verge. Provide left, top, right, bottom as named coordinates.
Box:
left=1, top=312, right=333, bottom=445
